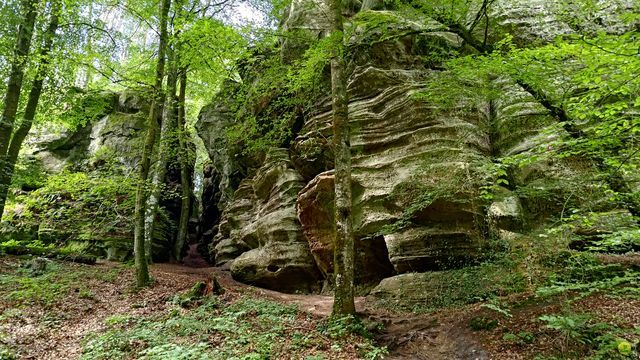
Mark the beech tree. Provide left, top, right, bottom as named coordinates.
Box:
left=327, top=0, right=355, bottom=316
left=0, top=0, right=38, bottom=218
left=0, top=0, right=61, bottom=221
left=133, top=0, right=172, bottom=287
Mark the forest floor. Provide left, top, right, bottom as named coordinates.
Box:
left=0, top=255, right=639, bottom=359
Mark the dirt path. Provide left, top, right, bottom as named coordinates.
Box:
left=367, top=312, right=488, bottom=360
left=156, top=263, right=489, bottom=360
left=1, top=260, right=488, bottom=359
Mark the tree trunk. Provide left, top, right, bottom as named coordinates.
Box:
left=82, top=0, right=94, bottom=89
left=144, top=46, right=178, bottom=260
left=0, top=0, right=60, bottom=218
left=328, top=0, right=355, bottom=317
left=175, top=68, right=190, bottom=261
left=134, top=0, right=171, bottom=288
left=0, top=0, right=38, bottom=218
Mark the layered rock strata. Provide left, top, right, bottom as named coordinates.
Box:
left=212, top=149, right=321, bottom=292
left=197, top=4, right=636, bottom=295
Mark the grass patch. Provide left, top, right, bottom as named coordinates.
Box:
left=0, top=239, right=96, bottom=264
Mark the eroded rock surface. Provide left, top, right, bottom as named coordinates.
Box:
left=196, top=5, right=636, bottom=296
left=212, top=149, right=321, bottom=292
left=296, top=64, right=491, bottom=275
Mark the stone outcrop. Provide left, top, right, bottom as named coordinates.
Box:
left=3, top=91, right=192, bottom=261
left=195, top=4, right=636, bottom=296
left=212, top=149, right=321, bottom=292
left=30, top=91, right=146, bottom=173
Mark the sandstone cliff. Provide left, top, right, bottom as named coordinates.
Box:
left=197, top=0, right=637, bottom=298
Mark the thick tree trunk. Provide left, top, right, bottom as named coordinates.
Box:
left=134, top=0, right=171, bottom=287
left=328, top=0, right=355, bottom=317
left=0, top=0, right=60, bottom=218
left=0, top=0, right=38, bottom=218
left=144, top=47, right=178, bottom=260
left=175, top=68, right=190, bottom=261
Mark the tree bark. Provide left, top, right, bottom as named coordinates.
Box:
left=0, top=0, right=38, bottom=218
left=0, top=0, right=60, bottom=218
left=328, top=0, right=355, bottom=317
left=144, top=45, right=178, bottom=260
left=174, top=68, right=190, bottom=261
left=134, top=0, right=171, bottom=288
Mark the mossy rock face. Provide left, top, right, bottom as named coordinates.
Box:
left=86, top=112, right=146, bottom=170
left=0, top=223, right=37, bottom=243
left=4, top=90, right=185, bottom=262
left=24, top=90, right=147, bottom=174
left=196, top=3, right=635, bottom=296
left=491, top=0, right=635, bottom=45
left=368, top=264, right=527, bottom=312
left=350, top=11, right=463, bottom=69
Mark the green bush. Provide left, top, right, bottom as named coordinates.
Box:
left=3, top=172, right=137, bottom=258
left=539, top=313, right=639, bottom=359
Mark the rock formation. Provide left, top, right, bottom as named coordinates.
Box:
left=195, top=1, right=636, bottom=296
left=2, top=91, right=192, bottom=261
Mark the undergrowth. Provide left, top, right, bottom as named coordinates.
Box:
left=82, top=296, right=387, bottom=360
left=0, top=258, right=122, bottom=307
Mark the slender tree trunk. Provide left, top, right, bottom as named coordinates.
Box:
left=0, top=0, right=59, bottom=218
left=0, top=0, right=38, bottom=218
left=82, top=0, right=94, bottom=89
left=175, top=68, right=190, bottom=261
left=134, top=0, right=171, bottom=287
left=328, top=0, right=355, bottom=317
left=144, top=46, right=178, bottom=260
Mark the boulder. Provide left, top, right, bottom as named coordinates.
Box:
left=368, top=264, right=525, bottom=311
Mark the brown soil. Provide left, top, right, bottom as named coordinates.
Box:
left=157, top=264, right=489, bottom=359
left=1, top=259, right=215, bottom=359
left=0, top=259, right=487, bottom=360
left=2, top=258, right=638, bottom=359
left=365, top=310, right=489, bottom=360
